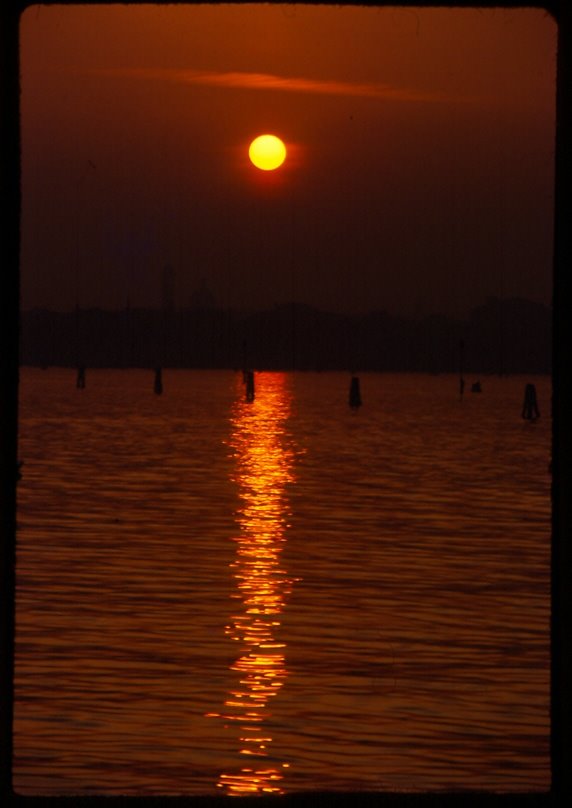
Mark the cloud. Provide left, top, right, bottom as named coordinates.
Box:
left=92, top=66, right=448, bottom=103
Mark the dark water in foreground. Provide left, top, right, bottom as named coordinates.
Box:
left=14, top=369, right=551, bottom=795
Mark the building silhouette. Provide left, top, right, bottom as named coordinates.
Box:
left=189, top=277, right=215, bottom=311
left=161, top=264, right=175, bottom=313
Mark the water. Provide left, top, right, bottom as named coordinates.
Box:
left=14, top=368, right=551, bottom=795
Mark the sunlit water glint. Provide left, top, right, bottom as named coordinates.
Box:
left=206, top=373, right=298, bottom=794
left=14, top=369, right=550, bottom=795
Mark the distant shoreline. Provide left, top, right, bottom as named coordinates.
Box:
left=19, top=297, right=551, bottom=376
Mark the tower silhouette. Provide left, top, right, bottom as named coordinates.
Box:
left=162, top=264, right=175, bottom=313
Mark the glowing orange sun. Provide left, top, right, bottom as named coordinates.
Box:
left=248, top=134, right=287, bottom=171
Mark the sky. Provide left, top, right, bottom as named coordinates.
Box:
left=20, top=3, right=556, bottom=318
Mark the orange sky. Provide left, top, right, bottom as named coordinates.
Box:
left=20, top=4, right=556, bottom=316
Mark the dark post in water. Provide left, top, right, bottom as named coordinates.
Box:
left=349, top=376, right=362, bottom=408
left=459, top=339, right=465, bottom=399
left=245, top=370, right=255, bottom=403
left=522, top=383, right=540, bottom=420
left=76, top=366, right=86, bottom=389
left=154, top=367, right=163, bottom=395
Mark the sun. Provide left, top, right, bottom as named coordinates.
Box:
left=248, top=134, right=287, bottom=171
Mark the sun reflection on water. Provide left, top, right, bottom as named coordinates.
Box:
left=207, top=372, right=298, bottom=795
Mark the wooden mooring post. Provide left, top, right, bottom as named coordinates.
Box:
left=349, top=376, right=362, bottom=408
left=459, top=339, right=465, bottom=399
left=522, top=383, right=540, bottom=420
left=245, top=370, right=255, bottom=403
left=154, top=367, right=163, bottom=395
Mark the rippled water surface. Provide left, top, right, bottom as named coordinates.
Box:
left=14, top=369, right=551, bottom=795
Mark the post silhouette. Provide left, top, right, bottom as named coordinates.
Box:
left=349, top=376, right=362, bottom=408
left=154, top=367, right=163, bottom=395
left=522, top=383, right=540, bottom=420
left=76, top=366, right=86, bottom=389
left=245, top=370, right=255, bottom=402
left=459, top=339, right=465, bottom=399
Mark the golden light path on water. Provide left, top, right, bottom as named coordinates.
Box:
left=206, top=373, right=297, bottom=795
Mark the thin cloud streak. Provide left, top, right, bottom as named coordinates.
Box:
left=92, top=66, right=453, bottom=102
